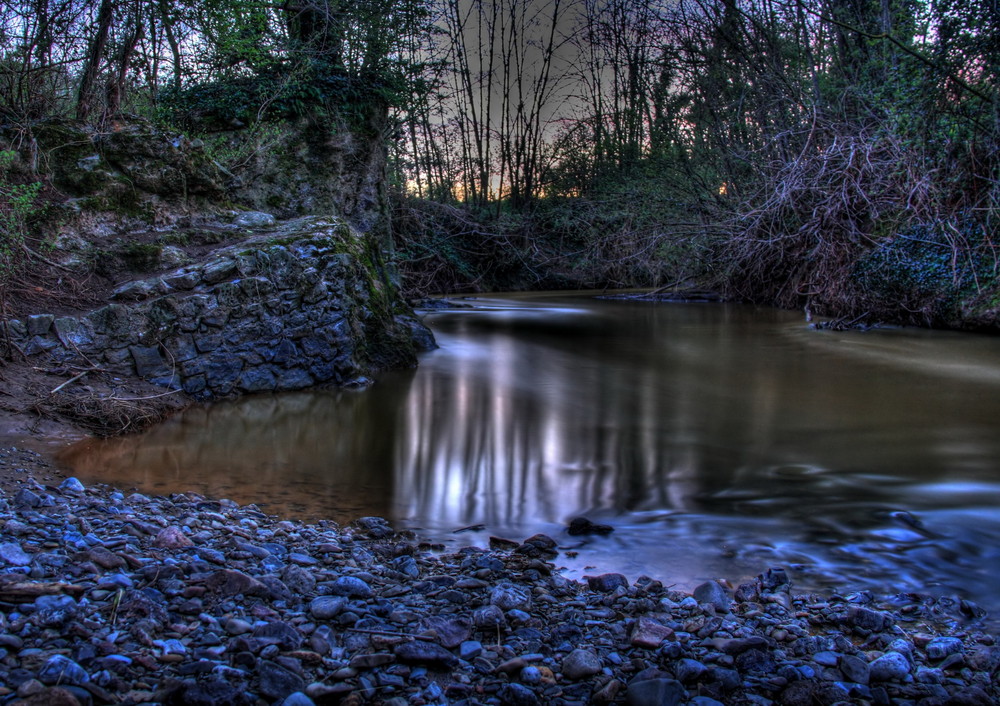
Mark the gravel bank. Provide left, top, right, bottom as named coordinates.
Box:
left=1, top=448, right=998, bottom=706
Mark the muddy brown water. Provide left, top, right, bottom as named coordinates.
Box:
left=60, top=292, right=1000, bottom=615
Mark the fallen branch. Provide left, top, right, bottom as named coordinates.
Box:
left=50, top=369, right=93, bottom=394
left=22, top=243, right=75, bottom=273
left=0, top=580, right=87, bottom=602
left=345, top=628, right=434, bottom=642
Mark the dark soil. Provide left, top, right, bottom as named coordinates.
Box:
left=4, top=225, right=248, bottom=320
left=0, top=222, right=253, bottom=470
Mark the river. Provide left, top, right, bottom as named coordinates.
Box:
left=60, top=292, right=1000, bottom=616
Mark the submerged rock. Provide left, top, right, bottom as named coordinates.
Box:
left=567, top=516, right=614, bottom=536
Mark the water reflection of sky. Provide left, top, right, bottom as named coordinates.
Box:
left=60, top=293, right=1000, bottom=620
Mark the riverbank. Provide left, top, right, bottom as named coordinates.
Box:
left=1, top=449, right=997, bottom=706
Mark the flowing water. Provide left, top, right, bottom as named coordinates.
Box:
left=60, top=292, right=1000, bottom=615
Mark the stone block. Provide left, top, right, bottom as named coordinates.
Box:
left=26, top=314, right=55, bottom=336
left=130, top=345, right=170, bottom=380
left=163, top=270, right=201, bottom=291
left=300, top=335, right=329, bottom=358
left=215, top=281, right=246, bottom=307
left=23, top=336, right=59, bottom=356
left=206, top=356, right=242, bottom=392
left=167, top=334, right=198, bottom=362
left=308, top=360, right=337, bottom=382
left=237, top=367, right=277, bottom=392
left=5, top=319, right=26, bottom=339
left=233, top=211, right=276, bottom=229
left=195, top=332, right=224, bottom=353
left=53, top=317, right=95, bottom=348
left=201, top=258, right=237, bottom=284
left=269, top=339, right=299, bottom=365
left=182, top=374, right=207, bottom=395
left=86, top=304, right=132, bottom=339
left=277, top=368, right=313, bottom=389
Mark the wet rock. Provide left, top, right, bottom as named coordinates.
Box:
left=561, top=648, right=602, bottom=679
left=515, top=534, right=558, bottom=559
left=567, top=517, right=614, bottom=535
left=58, top=477, right=86, bottom=493
left=869, top=651, right=911, bottom=682
left=355, top=516, right=393, bottom=539
left=759, top=567, right=789, bottom=589
left=926, top=636, right=963, bottom=660
left=693, top=581, right=731, bottom=612
left=846, top=605, right=891, bottom=633
left=586, top=573, right=628, bottom=593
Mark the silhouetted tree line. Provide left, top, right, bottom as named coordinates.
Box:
left=1, top=0, right=997, bottom=314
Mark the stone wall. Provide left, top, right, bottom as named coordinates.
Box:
left=6, top=217, right=434, bottom=400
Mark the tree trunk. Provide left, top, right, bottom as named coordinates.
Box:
left=76, top=0, right=113, bottom=121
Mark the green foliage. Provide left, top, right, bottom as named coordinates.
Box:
left=852, top=221, right=1000, bottom=320
left=0, top=150, right=43, bottom=281
left=160, top=65, right=422, bottom=132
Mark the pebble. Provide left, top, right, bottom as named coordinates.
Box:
left=0, top=541, right=31, bottom=565
left=626, top=677, right=685, bottom=706
left=38, top=655, right=89, bottom=686
left=927, top=636, right=964, bottom=660
left=693, top=580, right=731, bottom=612
left=586, top=572, right=628, bottom=592
left=394, top=640, right=460, bottom=669
left=561, top=648, right=602, bottom=679
left=329, top=575, right=372, bottom=598
left=0, top=458, right=994, bottom=706
left=869, top=651, right=912, bottom=682
left=631, top=616, right=674, bottom=648
left=489, top=582, right=530, bottom=610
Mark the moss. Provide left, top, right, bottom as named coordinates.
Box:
left=265, top=194, right=288, bottom=210
left=120, top=243, right=163, bottom=272
left=159, top=232, right=191, bottom=246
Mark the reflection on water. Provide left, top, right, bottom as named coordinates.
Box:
left=60, top=293, right=1000, bottom=615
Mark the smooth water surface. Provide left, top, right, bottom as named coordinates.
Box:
left=60, top=293, right=1000, bottom=611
